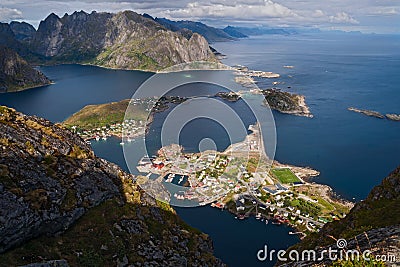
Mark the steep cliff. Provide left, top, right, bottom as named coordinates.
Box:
left=0, top=47, right=51, bottom=92
left=0, top=106, right=225, bottom=266
left=9, top=21, right=36, bottom=42
left=28, top=10, right=216, bottom=71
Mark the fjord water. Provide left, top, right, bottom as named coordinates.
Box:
left=214, top=33, right=400, bottom=201
left=1, top=33, right=399, bottom=266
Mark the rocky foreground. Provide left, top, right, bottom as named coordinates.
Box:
left=0, top=106, right=225, bottom=266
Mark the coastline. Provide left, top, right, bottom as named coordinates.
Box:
left=2, top=81, right=55, bottom=93
left=135, top=123, right=353, bottom=237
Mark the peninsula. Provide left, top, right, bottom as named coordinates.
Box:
left=136, top=123, right=352, bottom=236
left=0, top=46, right=51, bottom=92
left=64, top=97, right=350, bottom=236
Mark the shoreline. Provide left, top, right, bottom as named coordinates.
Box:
left=136, top=123, right=353, bottom=236
left=2, top=81, right=55, bottom=94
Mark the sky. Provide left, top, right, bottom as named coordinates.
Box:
left=0, top=0, right=399, bottom=33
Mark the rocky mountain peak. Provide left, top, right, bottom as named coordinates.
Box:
left=25, top=10, right=216, bottom=70
left=9, top=21, right=36, bottom=42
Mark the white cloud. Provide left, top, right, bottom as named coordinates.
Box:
left=163, top=0, right=299, bottom=20
left=329, top=12, right=359, bottom=24
left=368, top=7, right=398, bottom=16
left=0, top=0, right=398, bottom=32
left=312, top=9, right=325, bottom=18
left=0, top=7, right=23, bottom=22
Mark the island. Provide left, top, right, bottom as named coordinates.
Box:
left=386, top=113, right=400, bottom=121
left=233, top=65, right=280, bottom=88
left=262, top=89, right=313, bottom=118
left=348, top=107, right=385, bottom=119
left=348, top=107, right=400, bottom=122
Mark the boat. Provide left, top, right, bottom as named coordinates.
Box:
left=102, top=136, right=107, bottom=141
left=166, top=173, right=175, bottom=183
left=95, top=136, right=100, bottom=141
left=237, top=214, right=246, bottom=220
left=119, top=141, right=125, bottom=145
left=127, top=138, right=132, bottom=142
left=289, top=231, right=303, bottom=235
left=265, top=220, right=269, bottom=224
left=272, top=221, right=281, bottom=225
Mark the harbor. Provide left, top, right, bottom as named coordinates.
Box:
left=134, top=122, right=353, bottom=234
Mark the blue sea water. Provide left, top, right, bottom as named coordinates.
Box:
left=1, top=33, right=399, bottom=266
left=213, top=33, right=400, bottom=201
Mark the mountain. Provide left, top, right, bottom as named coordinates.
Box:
left=282, top=166, right=400, bottom=266
left=0, top=46, right=51, bottom=92
left=0, top=23, right=32, bottom=58
left=0, top=106, right=225, bottom=266
left=0, top=11, right=217, bottom=71
left=9, top=21, right=36, bottom=42
left=29, top=10, right=216, bottom=70
left=152, top=17, right=235, bottom=43
left=222, top=26, right=248, bottom=38
left=224, top=26, right=295, bottom=36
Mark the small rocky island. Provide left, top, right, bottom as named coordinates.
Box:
left=262, top=89, right=313, bottom=118
left=348, top=107, right=385, bottom=119
left=386, top=113, right=400, bottom=121
left=348, top=107, right=400, bottom=122
left=215, top=91, right=241, bottom=102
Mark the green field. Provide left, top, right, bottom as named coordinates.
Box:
left=271, top=168, right=301, bottom=184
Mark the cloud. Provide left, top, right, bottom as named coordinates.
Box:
left=329, top=12, right=359, bottom=24
left=162, top=0, right=299, bottom=20
left=368, top=7, right=399, bottom=16
left=0, top=0, right=398, bottom=32
left=0, top=7, right=23, bottom=22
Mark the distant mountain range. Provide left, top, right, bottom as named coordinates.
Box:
left=0, top=10, right=300, bottom=91
left=0, top=10, right=220, bottom=91
left=142, top=14, right=298, bottom=43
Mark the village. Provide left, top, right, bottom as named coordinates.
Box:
left=135, top=123, right=353, bottom=236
